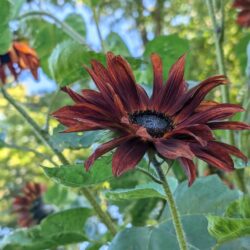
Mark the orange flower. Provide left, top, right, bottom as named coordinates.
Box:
left=53, top=52, right=250, bottom=186
left=0, top=41, right=39, bottom=84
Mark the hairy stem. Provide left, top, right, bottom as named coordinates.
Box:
left=152, top=157, right=188, bottom=250
left=0, top=86, right=117, bottom=236
left=137, top=167, right=163, bottom=184
left=18, top=11, right=85, bottom=45
left=206, top=0, right=247, bottom=193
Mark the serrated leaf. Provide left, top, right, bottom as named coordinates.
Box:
left=208, top=196, right=250, bottom=245
left=0, top=208, right=91, bottom=250
left=48, top=40, right=105, bottom=86
left=106, top=178, right=178, bottom=200
left=43, top=155, right=113, bottom=187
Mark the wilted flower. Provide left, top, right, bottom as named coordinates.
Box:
left=13, top=183, right=53, bottom=227
left=0, top=41, right=39, bottom=84
left=233, top=0, right=250, bottom=27
left=53, top=52, right=250, bottom=185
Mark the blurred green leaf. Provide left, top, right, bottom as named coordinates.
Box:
left=10, top=0, right=25, bottom=19
left=0, top=208, right=91, bottom=250
left=106, top=178, right=178, bottom=200
left=48, top=40, right=105, bottom=86
left=64, top=13, right=86, bottom=37
left=43, top=155, right=113, bottom=187
left=104, top=32, right=130, bottom=56
left=0, top=0, right=13, bottom=54
left=0, top=0, right=13, bottom=26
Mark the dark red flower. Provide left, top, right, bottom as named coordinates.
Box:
left=233, top=0, right=250, bottom=27
left=53, top=52, right=250, bottom=186
left=13, top=183, right=53, bottom=227
left=0, top=41, right=39, bottom=84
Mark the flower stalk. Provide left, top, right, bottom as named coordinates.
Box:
left=0, top=85, right=117, bottom=236
left=152, top=156, right=188, bottom=250
left=206, top=0, right=247, bottom=193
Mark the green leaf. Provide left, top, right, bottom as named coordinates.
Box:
left=48, top=40, right=105, bottom=86
left=10, top=0, right=25, bottom=19
left=43, top=155, right=113, bottom=187
left=106, top=178, right=178, bottom=200
left=50, top=124, right=103, bottom=151
left=144, top=34, right=190, bottom=79
left=109, top=216, right=216, bottom=250
left=104, top=32, right=130, bottom=56
left=64, top=13, right=86, bottom=37
left=162, top=175, right=240, bottom=219
left=0, top=28, right=12, bottom=54
left=110, top=176, right=241, bottom=250
left=0, top=0, right=13, bottom=54
left=0, top=0, right=13, bottom=26
left=19, top=18, right=69, bottom=76
left=0, top=208, right=91, bottom=250
left=208, top=196, right=250, bottom=245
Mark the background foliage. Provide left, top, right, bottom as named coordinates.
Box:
left=0, top=0, right=250, bottom=249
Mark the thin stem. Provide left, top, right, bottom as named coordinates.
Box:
left=206, top=0, right=247, bottom=193
left=152, top=157, right=188, bottom=250
left=137, top=167, right=163, bottom=184
left=44, top=88, right=60, bottom=132
left=0, top=86, right=117, bottom=236
left=18, top=11, right=85, bottom=45
left=92, top=7, right=106, bottom=52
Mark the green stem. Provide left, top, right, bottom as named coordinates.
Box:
left=18, top=11, right=85, bottom=45
left=152, top=157, right=188, bottom=250
left=206, top=0, right=247, bottom=193
left=137, top=167, right=163, bottom=184
left=0, top=86, right=117, bottom=236
left=92, top=7, right=106, bottom=52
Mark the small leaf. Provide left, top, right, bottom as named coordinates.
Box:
left=106, top=178, right=178, bottom=200
left=43, top=155, right=113, bottom=187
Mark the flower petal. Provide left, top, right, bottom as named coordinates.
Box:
left=157, top=54, right=186, bottom=111
left=174, top=75, right=227, bottom=123
left=178, top=158, right=197, bottom=186
left=154, top=138, right=194, bottom=160
left=191, top=143, right=234, bottom=171
left=208, top=121, right=250, bottom=130
left=61, top=87, right=86, bottom=103
left=150, top=53, right=163, bottom=104
left=112, top=138, right=148, bottom=176
left=85, top=135, right=132, bottom=171
left=179, top=104, right=244, bottom=125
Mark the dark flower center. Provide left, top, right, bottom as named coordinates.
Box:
left=0, top=53, right=11, bottom=65
left=129, top=110, right=173, bottom=137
